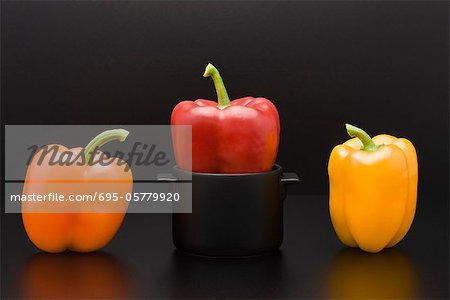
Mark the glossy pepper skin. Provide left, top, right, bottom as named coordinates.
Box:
left=328, top=124, right=418, bottom=253
left=22, top=129, right=132, bottom=253
left=171, top=63, right=280, bottom=173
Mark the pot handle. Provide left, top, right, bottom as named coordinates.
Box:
left=281, top=172, right=300, bottom=185
left=280, top=172, right=299, bottom=200
left=156, top=173, right=178, bottom=181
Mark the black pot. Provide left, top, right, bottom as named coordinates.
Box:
left=170, top=164, right=299, bottom=257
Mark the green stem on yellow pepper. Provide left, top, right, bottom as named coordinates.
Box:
left=345, top=124, right=381, bottom=152
left=83, top=129, right=129, bottom=164
left=203, top=63, right=231, bottom=109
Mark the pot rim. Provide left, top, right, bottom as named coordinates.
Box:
left=174, top=164, right=283, bottom=177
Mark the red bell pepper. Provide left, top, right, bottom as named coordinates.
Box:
left=171, top=63, right=280, bottom=173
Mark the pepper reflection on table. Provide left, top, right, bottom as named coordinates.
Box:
left=325, top=248, right=420, bottom=299
left=18, top=252, right=136, bottom=299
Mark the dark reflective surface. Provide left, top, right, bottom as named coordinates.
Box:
left=165, top=250, right=287, bottom=299
left=13, top=252, right=136, bottom=299
left=2, top=195, right=448, bottom=299
left=324, top=248, right=420, bottom=299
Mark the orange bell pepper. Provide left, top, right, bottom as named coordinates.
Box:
left=328, top=124, right=418, bottom=253
left=22, top=129, right=133, bottom=253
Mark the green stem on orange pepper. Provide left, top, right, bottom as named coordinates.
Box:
left=83, top=129, right=129, bottom=164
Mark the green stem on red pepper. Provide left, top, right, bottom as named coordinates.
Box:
left=203, top=63, right=231, bottom=109
left=345, top=124, right=382, bottom=152
left=83, top=129, right=129, bottom=164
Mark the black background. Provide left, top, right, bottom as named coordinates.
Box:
left=1, top=1, right=449, bottom=299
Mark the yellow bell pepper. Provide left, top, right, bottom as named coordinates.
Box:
left=328, top=124, right=418, bottom=253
